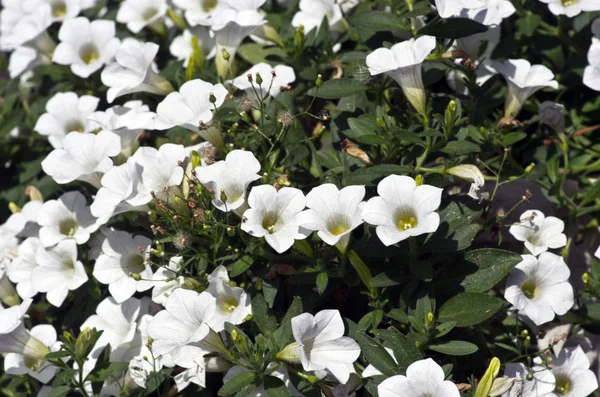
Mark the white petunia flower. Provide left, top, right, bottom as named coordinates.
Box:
left=463, top=0, right=516, bottom=25
left=361, top=175, right=443, bottom=246
left=8, top=46, right=46, bottom=78
left=7, top=237, right=41, bottom=300
left=0, top=5, right=53, bottom=52
left=34, top=91, right=100, bottom=149
left=447, top=164, right=485, bottom=200
left=583, top=38, right=600, bottom=91
left=205, top=266, right=251, bottom=332
left=151, top=256, right=185, bottom=305
left=31, top=0, right=85, bottom=21
left=241, top=185, right=307, bottom=254
left=509, top=210, right=567, bottom=256
left=0, top=300, right=53, bottom=360
left=366, top=36, right=437, bottom=116
left=292, top=0, right=344, bottom=33
left=491, top=59, right=558, bottom=118
left=147, top=288, right=217, bottom=355
left=1, top=200, right=42, bottom=239
left=87, top=100, right=157, bottom=157
left=504, top=253, right=574, bottom=326
left=90, top=157, right=148, bottom=224
left=538, top=101, right=565, bottom=131
left=53, top=17, right=120, bottom=78
left=4, top=324, right=61, bottom=384
left=195, top=149, right=261, bottom=213
left=297, top=184, right=365, bottom=248
left=93, top=230, right=153, bottom=303
left=208, top=8, right=266, bottom=79
left=37, top=191, right=99, bottom=247
left=547, top=346, right=599, bottom=397
left=378, top=358, right=460, bottom=397
left=287, top=309, right=360, bottom=383
left=502, top=362, right=555, bottom=397
left=232, top=63, right=296, bottom=102
left=116, top=0, right=168, bottom=33
left=155, top=79, right=228, bottom=131
left=538, top=0, right=600, bottom=17
left=41, top=131, right=121, bottom=188
left=32, top=240, right=88, bottom=307
left=434, top=0, right=481, bottom=18
left=170, top=27, right=216, bottom=67
left=173, top=0, right=228, bottom=26
left=101, top=39, right=174, bottom=103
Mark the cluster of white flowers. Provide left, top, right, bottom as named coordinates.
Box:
left=1, top=0, right=600, bottom=396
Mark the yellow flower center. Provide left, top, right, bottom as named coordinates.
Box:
left=80, top=44, right=100, bottom=65
left=521, top=279, right=539, bottom=299
left=59, top=218, right=79, bottom=237
left=142, top=7, right=159, bottom=21
left=395, top=210, right=418, bottom=231
left=24, top=356, right=45, bottom=372
left=327, top=218, right=350, bottom=236
left=64, top=120, right=85, bottom=133
left=560, top=0, right=576, bottom=6
left=554, top=377, right=571, bottom=395
left=219, top=297, right=239, bottom=313
left=262, top=213, right=279, bottom=234
left=201, top=0, right=218, bottom=12
left=52, top=1, right=67, bottom=17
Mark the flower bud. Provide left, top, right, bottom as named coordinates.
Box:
left=255, top=72, right=263, bottom=86
left=426, top=312, right=434, bottom=327
left=445, top=99, right=457, bottom=129
left=209, top=92, right=217, bottom=104
left=315, top=74, right=323, bottom=87
left=221, top=48, right=230, bottom=61
left=75, top=327, right=97, bottom=360
left=25, top=186, right=44, bottom=202
left=8, top=202, right=20, bottom=214
left=295, top=25, right=305, bottom=52
left=129, top=273, right=142, bottom=281
left=524, top=163, right=536, bottom=174
left=226, top=227, right=235, bottom=237
left=582, top=272, right=595, bottom=290
left=415, top=174, right=424, bottom=186
left=276, top=342, right=301, bottom=363
left=475, top=357, right=500, bottom=397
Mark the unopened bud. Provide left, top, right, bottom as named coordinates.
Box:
left=315, top=74, right=323, bottom=87
left=239, top=111, right=252, bottom=123
left=209, top=93, right=217, bottom=103
left=445, top=99, right=457, bottom=129
left=426, top=312, right=434, bottom=326
left=415, top=174, right=424, bottom=186
left=226, top=227, right=235, bottom=237
left=526, top=373, right=534, bottom=381
left=25, top=186, right=43, bottom=202
left=255, top=72, right=263, bottom=85
left=129, top=273, right=142, bottom=281
left=582, top=272, right=594, bottom=289
left=75, top=327, right=95, bottom=360
left=8, top=202, right=20, bottom=213
left=376, top=117, right=386, bottom=129
left=221, top=48, right=230, bottom=61
left=525, top=163, right=536, bottom=174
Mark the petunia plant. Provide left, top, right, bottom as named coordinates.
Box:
left=1, top=0, right=600, bottom=396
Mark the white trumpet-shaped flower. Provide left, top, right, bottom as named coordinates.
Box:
left=362, top=175, right=443, bottom=246
left=378, top=358, right=460, bottom=397
left=87, top=100, right=157, bottom=157
left=5, top=324, right=61, bottom=384
left=292, top=0, right=344, bottom=33
left=241, top=185, right=307, bottom=254
left=509, top=210, right=567, bottom=256
left=7, top=237, right=41, bottom=300
left=1, top=200, right=42, bottom=239
left=53, top=17, right=120, bottom=78
left=148, top=288, right=217, bottom=355
left=538, top=0, right=600, bottom=17
left=195, top=149, right=261, bottom=213
left=32, top=240, right=88, bottom=307
left=538, top=101, right=565, bottom=131
left=93, top=230, right=153, bottom=303
left=37, top=191, right=99, bottom=247
left=205, top=266, right=251, bottom=332
left=155, top=79, right=228, bottom=131
left=232, top=63, right=296, bottom=102
left=366, top=36, right=437, bottom=116
left=297, top=184, right=365, bottom=247
left=502, top=362, right=555, bottom=397
left=462, top=0, right=516, bottom=26
left=289, top=309, right=360, bottom=383
left=101, top=39, right=174, bottom=103
left=0, top=5, right=53, bottom=52
left=583, top=38, right=600, bottom=91
left=41, top=131, right=121, bottom=188
left=548, top=346, right=599, bottom=397
left=173, top=0, right=227, bottom=26
left=447, top=164, right=485, bottom=200
left=492, top=59, right=558, bottom=118
left=34, top=91, right=100, bottom=149
left=0, top=300, right=52, bottom=360
left=170, top=27, right=216, bottom=67
left=504, top=253, right=574, bottom=326
left=116, top=0, right=168, bottom=33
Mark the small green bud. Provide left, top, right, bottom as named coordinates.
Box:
left=315, top=74, right=323, bottom=87
left=183, top=277, right=203, bottom=291
left=143, top=356, right=149, bottom=361
left=523, top=336, right=531, bottom=347
left=255, top=72, right=263, bottom=85
left=129, top=273, right=142, bottom=281
left=445, top=99, right=457, bottom=130
left=295, top=25, right=305, bottom=52
left=415, top=174, right=424, bottom=186
left=209, top=92, right=217, bottom=103
left=221, top=48, right=230, bottom=61
left=8, top=202, right=20, bottom=213
left=376, top=117, right=386, bottom=129
left=63, top=331, right=73, bottom=343
left=239, top=111, right=252, bottom=123
left=526, top=373, right=534, bottom=381
left=475, top=357, right=501, bottom=397
left=582, top=272, right=594, bottom=290
left=226, top=227, right=235, bottom=237
left=220, top=189, right=228, bottom=203
left=426, top=312, right=434, bottom=327
left=75, top=328, right=95, bottom=360
left=147, top=337, right=154, bottom=345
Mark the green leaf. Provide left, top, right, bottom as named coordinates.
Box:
left=357, top=134, right=387, bottom=145
left=343, top=164, right=413, bottom=185
left=350, top=11, right=409, bottom=32
left=316, top=272, right=328, bottom=293
left=370, top=272, right=401, bottom=288
left=502, top=132, right=527, bottom=146
left=43, top=386, right=71, bottom=397
left=387, top=309, right=409, bottom=323
left=307, top=78, right=368, bottom=99
left=516, top=15, right=541, bottom=37
left=418, top=18, right=488, bottom=39
left=274, top=297, right=303, bottom=348
left=52, top=369, right=77, bottom=388
left=348, top=250, right=373, bottom=290
left=380, top=328, right=422, bottom=372
left=237, top=43, right=287, bottom=65
left=355, top=332, right=399, bottom=376
left=146, top=369, right=171, bottom=393
left=347, top=117, right=374, bottom=140
left=86, top=361, right=128, bottom=382
left=218, top=372, right=257, bottom=396
left=435, top=321, right=457, bottom=338
left=438, top=293, right=504, bottom=327
left=264, top=376, right=293, bottom=397
left=45, top=351, right=71, bottom=360
left=252, top=294, right=278, bottom=335
left=429, top=340, right=478, bottom=355
left=441, top=140, right=481, bottom=156
left=227, top=255, right=253, bottom=277
left=437, top=249, right=522, bottom=293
